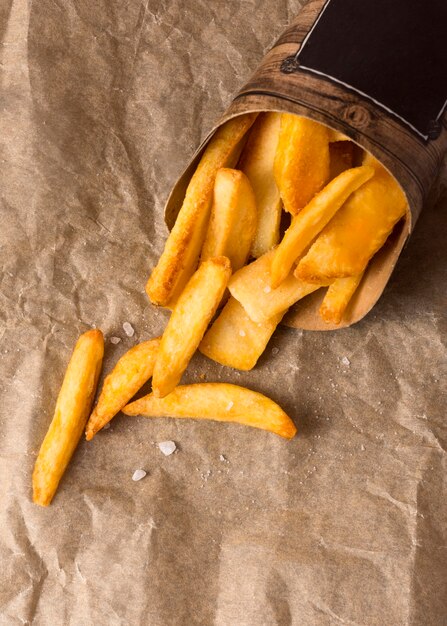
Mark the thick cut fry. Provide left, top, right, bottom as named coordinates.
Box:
left=319, top=274, right=364, bottom=324
left=85, top=338, right=161, bottom=440
left=273, top=114, right=330, bottom=215
left=329, top=141, right=355, bottom=180
left=199, top=297, right=284, bottom=370
left=33, top=329, right=104, bottom=506
left=296, top=162, right=408, bottom=282
left=328, top=128, right=350, bottom=142
left=152, top=257, right=231, bottom=397
left=238, top=112, right=282, bottom=257
left=229, top=250, right=325, bottom=324
left=362, top=150, right=383, bottom=169
left=146, top=114, right=256, bottom=307
left=201, top=168, right=256, bottom=272
left=270, top=166, right=374, bottom=288
left=122, top=383, right=297, bottom=439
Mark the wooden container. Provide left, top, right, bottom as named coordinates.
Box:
left=165, top=0, right=447, bottom=330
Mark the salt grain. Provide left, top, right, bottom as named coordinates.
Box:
left=109, top=336, right=121, bottom=344
left=132, top=469, right=147, bottom=481
left=341, top=356, right=350, bottom=366
left=123, top=322, right=135, bottom=337
left=263, top=285, right=271, bottom=293
left=158, top=441, right=176, bottom=456
left=239, top=330, right=246, bottom=337
left=226, top=401, right=234, bottom=411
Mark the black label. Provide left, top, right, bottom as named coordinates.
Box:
left=294, top=0, right=447, bottom=139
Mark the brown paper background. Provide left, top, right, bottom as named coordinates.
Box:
left=1, top=1, right=446, bottom=624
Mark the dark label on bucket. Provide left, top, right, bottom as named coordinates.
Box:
left=292, top=0, right=447, bottom=140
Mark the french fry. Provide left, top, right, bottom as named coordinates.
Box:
left=146, top=113, right=257, bottom=307
left=362, top=150, right=383, bottom=169
left=329, top=141, right=355, bottom=179
left=238, top=112, right=282, bottom=257
left=85, top=338, right=161, bottom=440
left=270, top=166, right=374, bottom=288
left=319, top=273, right=364, bottom=324
left=296, top=161, right=408, bottom=282
left=152, top=257, right=231, bottom=397
left=199, top=297, right=284, bottom=370
left=122, top=383, right=297, bottom=439
left=201, top=168, right=256, bottom=273
left=273, top=114, right=330, bottom=215
left=328, top=128, right=350, bottom=142
left=32, top=329, right=104, bottom=506
left=229, top=250, right=326, bottom=324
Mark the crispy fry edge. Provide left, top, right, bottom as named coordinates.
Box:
left=32, top=329, right=104, bottom=506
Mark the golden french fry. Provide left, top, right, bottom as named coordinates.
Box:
left=329, top=141, right=355, bottom=179
left=361, top=150, right=383, bottom=169
left=152, top=257, right=231, bottom=397
left=201, top=168, right=256, bottom=272
left=270, top=166, right=374, bottom=288
left=296, top=162, right=408, bottom=282
left=328, top=128, right=350, bottom=142
left=319, top=273, right=364, bottom=324
left=238, top=112, right=283, bottom=257
left=146, top=114, right=256, bottom=307
left=199, top=297, right=284, bottom=371
left=85, top=338, right=161, bottom=440
left=32, top=329, right=104, bottom=506
left=122, top=383, right=297, bottom=439
left=273, top=114, right=330, bottom=215
left=229, top=250, right=325, bottom=324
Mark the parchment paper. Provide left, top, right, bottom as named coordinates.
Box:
left=1, top=1, right=446, bottom=624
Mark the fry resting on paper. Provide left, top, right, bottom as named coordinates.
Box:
left=122, top=383, right=297, bottom=439
left=270, top=166, right=374, bottom=288
left=238, top=112, right=282, bottom=257
left=319, top=274, right=364, bottom=324
left=146, top=113, right=256, bottom=307
left=296, top=159, right=408, bottom=282
left=152, top=257, right=231, bottom=397
left=229, top=250, right=325, bottom=324
left=33, top=329, right=104, bottom=506
left=274, top=114, right=330, bottom=215
left=201, top=168, right=256, bottom=272
left=200, top=297, right=284, bottom=370
left=85, top=338, right=161, bottom=440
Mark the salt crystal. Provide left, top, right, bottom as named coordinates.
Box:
left=132, top=469, right=146, bottom=481
left=263, top=285, right=271, bottom=293
left=158, top=441, right=176, bottom=456
left=360, top=444, right=365, bottom=451
left=109, top=336, right=121, bottom=344
left=123, top=322, right=135, bottom=337
left=271, top=347, right=279, bottom=355
left=219, top=454, right=227, bottom=462
left=226, top=401, right=234, bottom=411
left=239, top=330, right=246, bottom=337
left=341, top=356, right=350, bottom=366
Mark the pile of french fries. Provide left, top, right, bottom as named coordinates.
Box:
left=33, top=112, right=407, bottom=506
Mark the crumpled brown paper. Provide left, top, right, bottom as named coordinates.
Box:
left=1, top=0, right=446, bottom=624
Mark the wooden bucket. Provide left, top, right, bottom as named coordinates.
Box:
left=164, top=0, right=447, bottom=330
